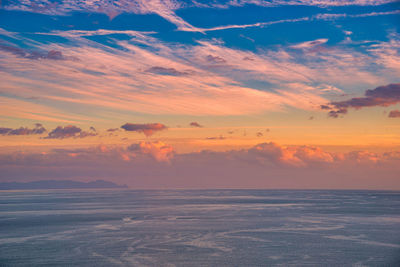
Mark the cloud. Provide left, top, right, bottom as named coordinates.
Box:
left=2, top=0, right=200, bottom=31
left=107, top=128, right=120, bottom=132
left=2, top=0, right=398, bottom=34
left=121, top=123, right=167, bottom=136
left=0, top=44, right=66, bottom=60
left=328, top=108, right=348, bottom=118
left=146, top=66, right=190, bottom=76
left=189, top=122, right=203, bottom=128
left=0, top=96, right=92, bottom=123
left=248, top=142, right=296, bottom=165
left=2, top=141, right=400, bottom=189
left=389, top=110, right=400, bottom=118
left=206, top=55, right=227, bottom=64
left=324, top=83, right=400, bottom=117
left=1, top=27, right=398, bottom=119
left=128, top=141, right=174, bottom=162
left=247, top=142, right=356, bottom=167
left=44, top=125, right=97, bottom=139
left=0, top=123, right=46, bottom=136
left=290, top=39, right=328, bottom=50
left=206, top=135, right=226, bottom=140
left=185, top=10, right=400, bottom=33
left=314, top=10, right=400, bottom=21
left=256, top=132, right=263, bottom=137
left=227, top=0, right=396, bottom=7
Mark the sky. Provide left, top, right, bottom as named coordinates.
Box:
left=0, top=0, right=400, bottom=189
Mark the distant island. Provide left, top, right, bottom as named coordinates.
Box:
left=0, top=180, right=128, bottom=190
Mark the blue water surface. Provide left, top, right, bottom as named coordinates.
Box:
left=0, top=190, right=399, bottom=266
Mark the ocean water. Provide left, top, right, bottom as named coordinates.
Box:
left=0, top=190, right=399, bottom=266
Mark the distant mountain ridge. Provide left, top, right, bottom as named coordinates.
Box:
left=0, top=180, right=128, bottom=190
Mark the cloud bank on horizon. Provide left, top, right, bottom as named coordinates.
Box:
left=1, top=140, right=399, bottom=189
left=0, top=0, right=400, bottom=188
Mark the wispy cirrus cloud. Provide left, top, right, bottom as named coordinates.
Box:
left=0, top=29, right=330, bottom=116
left=179, top=10, right=400, bottom=32
left=0, top=26, right=399, bottom=120
left=0, top=96, right=93, bottom=123
left=225, top=0, right=397, bottom=7
left=290, top=39, right=329, bottom=50
left=2, top=0, right=200, bottom=31
left=2, top=0, right=398, bottom=33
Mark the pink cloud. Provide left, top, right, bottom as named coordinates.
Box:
left=128, top=141, right=174, bottom=162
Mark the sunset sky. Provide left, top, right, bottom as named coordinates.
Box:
left=0, top=0, right=400, bottom=189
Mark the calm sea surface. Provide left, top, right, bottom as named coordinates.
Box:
left=0, top=190, right=399, bottom=266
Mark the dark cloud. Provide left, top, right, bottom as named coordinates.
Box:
left=44, top=125, right=97, bottom=139
left=0, top=44, right=26, bottom=57
left=46, top=50, right=64, bottom=60
left=320, top=105, right=331, bottom=110
left=328, top=108, right=348, bottom=118
left=107, top=128, right=119, bottom=132
left=189, top=122, right=203, bottom=128
left=388, top=110, right=400, bottom=118
left=243, top=56, right=255, bottom=61
left=0, top=44, right=65, bottom=60
left=206, top=135, right=226, bottom=140
left=0, top=128, right=13, bottom=135
left=256, top=132, right=263, bottom=137
left=89, top=126, right=97, bottom=132
left=323, top=83, right=400, bottom=118
left=0, top=124, right=46, bottom=136
left=146, top=66, right=190, bottom=76
left=121, top=123, right=167, bottom=137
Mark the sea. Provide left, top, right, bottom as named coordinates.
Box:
left=0, top=189, right=399, bottom=266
